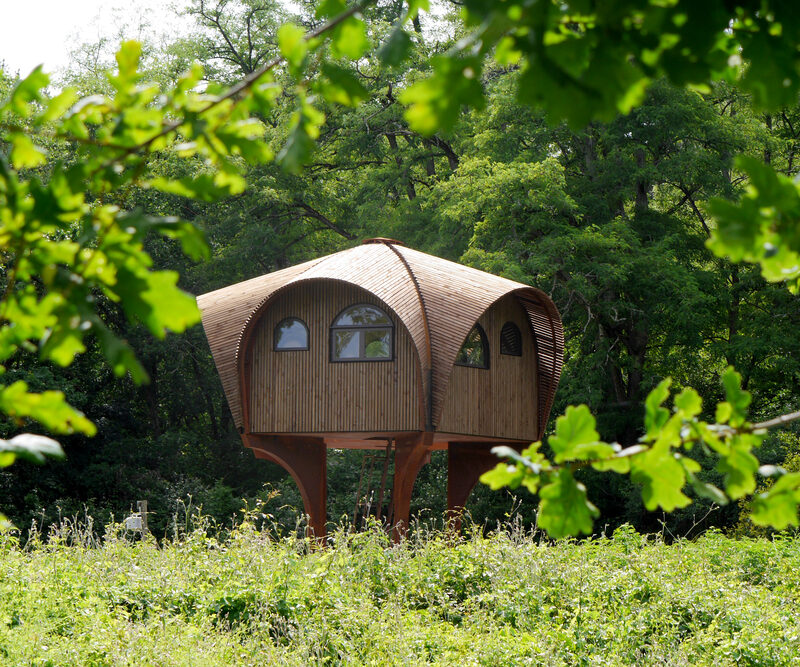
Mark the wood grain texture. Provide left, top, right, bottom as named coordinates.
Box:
left=196, top=240, right=564, bottom=439
left=517, top=292, right=564, bottom=437
left=245, top=281, right=422, bottom=434
left=438, top=294, right=538, bottom=441
left=197, top=256, right=328, bottom=427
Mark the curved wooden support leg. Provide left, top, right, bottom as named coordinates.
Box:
left=244, top=435, right=327, bottom=542
left=391, top=434, right=432, bottom=542
left=448, top=442, right=518, bottom=533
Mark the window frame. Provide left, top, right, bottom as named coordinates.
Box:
left=273, top=317, right=310, bottom=351
left=455, top=323, right=490, bottom=370
left=329, top=303, right=395, bottom=363
left=500, top=321, right=522, bottom=357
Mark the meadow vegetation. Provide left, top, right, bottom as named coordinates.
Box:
left=0, top=511, right=798, bottom=666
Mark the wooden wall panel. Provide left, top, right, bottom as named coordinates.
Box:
left=438, top=294, right=538, bottom=442
left=245, top=281, right=421, bottom=434
left=198, top=256, right=327, bottom=427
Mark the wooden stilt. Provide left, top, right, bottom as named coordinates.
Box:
left=391, top=433, right=432, bottom=542
left=447, top=442, right=518, bottom=533
left=353, top=452, right=368, bottom=527
left=244, top=434, right=327, bottom=541
left=375, top=439, right=392, bottom=522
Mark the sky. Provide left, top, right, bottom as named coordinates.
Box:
left=1, top=0, right=190, bottom=77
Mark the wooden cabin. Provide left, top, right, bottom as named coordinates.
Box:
left=197, top=239, right=563, bottom=538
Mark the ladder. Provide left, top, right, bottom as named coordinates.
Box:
left=353, top=439, right=394, bottom=527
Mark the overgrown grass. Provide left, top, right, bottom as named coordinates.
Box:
left=0, top=513, right=798, bottom=666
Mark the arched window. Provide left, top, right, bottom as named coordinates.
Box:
left=330, top=304, right=393, bottom=361
left=455, top=324, right=489, bottom=369
left=500, top=322, right=522, bottom=356
left=274, top=318, right=309, bottom=351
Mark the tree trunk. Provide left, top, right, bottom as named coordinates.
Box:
left=634, top=148, right=649, bottom=213
left=387, top=132, right=416, bottom=200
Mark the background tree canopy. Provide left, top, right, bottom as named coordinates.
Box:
left=2, top=0, right=800, bottom=538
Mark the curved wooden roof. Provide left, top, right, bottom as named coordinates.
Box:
left=197, top=240, right=564, bottom=438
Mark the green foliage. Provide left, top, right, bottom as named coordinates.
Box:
left=4, top=0, right=800, bottom=541
left=0, top=433, right=62, bottom=468
left=397, top=1, right=800, bottom=130
left=483, top=369, right=800, bottom=538
left=0, top=520, right=799, bottom=664
left=0, top=45, right=254, bottom=439
left=538, top=468, right=599, bottom=538
left=377, top=0, right=800, bottom=296
left=400, top=55, right=485, bottom=134
left=0, top=4, right=403, bottom=516
left=0, top=433, right=63, bottom=526
left=709, top=156, right=800, bottom=292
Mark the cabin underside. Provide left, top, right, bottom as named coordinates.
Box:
left=243, top=432, right=525, bottom=541
left=248, top=430, right=532, bottom=449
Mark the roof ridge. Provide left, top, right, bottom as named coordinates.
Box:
left=384, top=242, right=434, bottom=430
left=232, top=252, right=331, bottom=367
left=397, top=245, right=528, bottom=290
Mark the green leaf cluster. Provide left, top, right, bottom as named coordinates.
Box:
left=709, top=156, right=800, bottom=292
left=483, top=369, right=798, bottom=538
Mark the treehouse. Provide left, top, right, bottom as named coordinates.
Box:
left=197, top=239, right=563, bottom=538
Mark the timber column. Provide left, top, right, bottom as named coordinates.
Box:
left=447, top=442, right=515, bottom=532
left=391, top=433, right=432, bottom=541
left=244, top=435, right=327, bottom=540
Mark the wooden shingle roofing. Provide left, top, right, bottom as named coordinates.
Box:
left=197, top=240, right=564, bottom=437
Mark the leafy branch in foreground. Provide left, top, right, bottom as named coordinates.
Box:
left=0, top=0, right=423, bottom=473
left=0, top=433, right=63, bottom=527
left=482, top=368, right=800, bottom=538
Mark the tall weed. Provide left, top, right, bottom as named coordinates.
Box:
left=0, top=512, right=798, bottom=665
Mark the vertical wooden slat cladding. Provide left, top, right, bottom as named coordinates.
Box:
left=438, top=294, right=539, bottom=442
left=197, top=239, right=565, bottom=442
left=394, top=246, right=526, bottom=429
left=287, top=243, right=433, bottom=424
left=197, top=255, right=328, bottom=427
left=245, top=281, right=421, bottom=434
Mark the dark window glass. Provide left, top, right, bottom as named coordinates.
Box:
left=500, top=322, right=522, bottom=356
left=331, top=304, right=393, bottom=361
left=274, top=318, right=309, bottom=350
left=455, top=324, right=489, bottom=369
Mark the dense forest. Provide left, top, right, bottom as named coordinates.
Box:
left=2, top=0, right=800, bottom=539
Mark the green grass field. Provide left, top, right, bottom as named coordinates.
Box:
left=0, top=517, right=798, bottom=666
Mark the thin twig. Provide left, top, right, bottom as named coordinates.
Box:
left=752, top=410, right=800, bottom=430
left=99, top=0, right=373, bottom=168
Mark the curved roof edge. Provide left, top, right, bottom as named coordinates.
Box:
left=235, top=276, right=427, bottom=432
left=514, top=289, right=564, bottom=437
left=197, top=241, right=564, bottom=437
left=197, top=255, right=330, bottom=426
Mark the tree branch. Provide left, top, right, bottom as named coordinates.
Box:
left=752, top=410, right=800, bottom=431
left=293, top=201, right=356, bottom=240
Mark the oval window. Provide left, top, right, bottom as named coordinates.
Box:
left=331, top=304, right=393, bottom=361
left=455, top=324, right=489, bottom=369
left=274, top=318, right=309, bottom=351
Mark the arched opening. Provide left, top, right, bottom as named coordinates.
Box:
left=274, top=317, right=309, bottom=350
left=455, top=323, right=489, bottom=369
left=241, top=280, right=423, bottom=434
